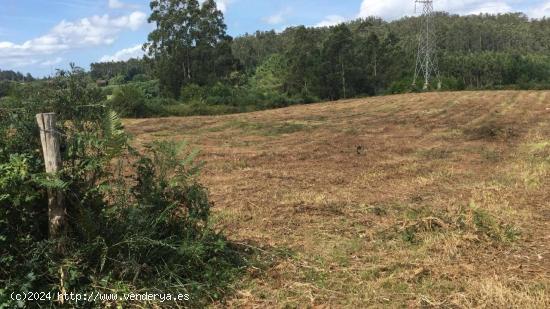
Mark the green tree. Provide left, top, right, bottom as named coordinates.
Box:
left=284, top=26, right=322, bottom=98
left=250, top=54, right=287, bottom=95
left=320, top=25, right=354, bottom=99
left=110, top=85, right=148, bottom=117
left=146, top=0, right=234, bottom=98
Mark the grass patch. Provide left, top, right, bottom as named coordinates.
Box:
left=380, top=279, right=410, bottom=293
left=418, top=147, right=454, bottom=160
left=383, top=202, right=521, bottom=245
left=210, top=119, right=311, bottom=136
left=463, top=202, right=521, bottom=242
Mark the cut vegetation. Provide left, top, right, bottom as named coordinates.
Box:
left=126, top=90, right=550, bottom=308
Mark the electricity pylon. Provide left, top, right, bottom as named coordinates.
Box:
left=413, top=0, right=441, bottom=90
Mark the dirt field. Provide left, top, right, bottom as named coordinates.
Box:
left=125, top=91, right=550, bottom=308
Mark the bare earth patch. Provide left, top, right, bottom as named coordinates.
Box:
left=125, top=91, right=550, bottom=308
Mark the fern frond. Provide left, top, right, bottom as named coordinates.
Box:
left=102, top=109, right=127, bottom=157
left=32, top=173, right=69, bottom=190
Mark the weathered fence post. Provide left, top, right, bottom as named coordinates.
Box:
left=36, top=113, right=66, bottom=240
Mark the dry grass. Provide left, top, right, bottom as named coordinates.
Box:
left=125, top=91, right=550, bottom=308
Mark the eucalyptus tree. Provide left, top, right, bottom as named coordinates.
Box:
left=146, top=0, right=233, bottom=97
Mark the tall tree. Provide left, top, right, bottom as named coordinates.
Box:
left=320, top=25, right=354, bottom=99
left=284, top=26, right=322, bottom=97
left=146, top=0, right=233, bottom=97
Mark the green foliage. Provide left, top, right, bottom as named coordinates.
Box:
left=146, top=0, right=235, bottom=98
left=320, top=24, right=354, bottom=99
left=0, top=69, right=34, bottom=82
left=205, top=82, right=235, bottom=105
left=131, top=73, right=149, bottom=82
left=468, top=202, right=521, bottom=242
left=109, top=74, right=126, bottom=86
left=0, top=67, right=244, bottom=307
left=181, top=83, right=206, bottom=102
left=250, top=54, right=287, bottom=95
left=109, top=84, right=148, bottom=117
left=90, top=58, right=149, bottom=81
left=132, top=79, right=160, bottom=99
left=78, top=10, right=550, bottom=118
left=387, top=79, right=415, bottom=94
left=0, top=81, right=14, bottom=98
left=0, top=154, right=42, bottom=208
left=231, top=13, right=550, bottom=101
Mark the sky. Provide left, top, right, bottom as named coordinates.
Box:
left=0, top=0, right=549, bottom=77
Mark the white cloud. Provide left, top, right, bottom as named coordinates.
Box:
left=263, top=12, right=285, bottom=25
left=108, top=0, right=139, bottom=10
left=529, top=2, right=550, bottom=19
left=108, top=0, right=125, bottom=9
left=99, top=44, right=144, bottom=62
left=439, top=1, right=512, bottom=15
left=41, top=57, right=63, bottom=67
left=0, top=11, right=146, bottom=68
left=357, top=0, right=545, bottom=20
left=315, top=15, right=347, bottom=27
left=216, top=0, right=229, bottom=13
left=263, top=8, right=292, bottom=25
left=359, top=0, right=415, bottom=20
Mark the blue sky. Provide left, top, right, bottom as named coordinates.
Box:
left=1, top=0, right=549, bottom=77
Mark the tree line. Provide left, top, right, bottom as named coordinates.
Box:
left=0, top=69, right=34, bottom=82
left=84, top=1, right=550, bottom=117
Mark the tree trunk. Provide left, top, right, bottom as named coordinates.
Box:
left=373, top=50, right=378, bottom=78
left=340, top=54, right=346, bottom=99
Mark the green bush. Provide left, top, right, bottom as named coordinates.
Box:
left=109, top=74, right=126, bottom=86
left=180, top=83, right=206, bottom=102
left=131, top=73, right=150, bottom=82
left=109, top=85, right=148, bottom=118
left=438, top=76, right=466, bottom=91
left=386, top=79, right=414, bottom=94
left=205, top=82, right=235, bottom=105
left=0, top=67, right=245, bottom=308
left=101, top=85, right=116, bottom=96
left=102, top=79, right=318, bottom=119
left=0, top=81, right=13, bottom=98
left=132, top=79, right=160, bottom=99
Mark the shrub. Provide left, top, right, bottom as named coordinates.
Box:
left=205, top=83, right=235, bottom=105
left=133, top=79, right=160, bottom=99
left=109, top=74, right=126, bottom=86
left=0, top=67, right=244, bottom=307
left=131, top=73, right=150, bottom=82
left=0, top=81, right=13, bottom=98
left=180, top=83, right=206, bottom=102
left=387, top=79, right=415, bottom=94
left=101, top=85, right=116, bottom=96
left=109, top=84, right=148, bottom=118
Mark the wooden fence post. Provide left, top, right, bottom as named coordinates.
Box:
left=36, top=113, right=66, bottom=239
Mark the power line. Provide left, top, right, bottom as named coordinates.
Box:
left=413, top=0, right=441, bottom=90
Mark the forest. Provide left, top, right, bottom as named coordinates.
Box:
left=2, top=5, right=550, bottom=118
left=83, top=9, right=550, bottom=118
